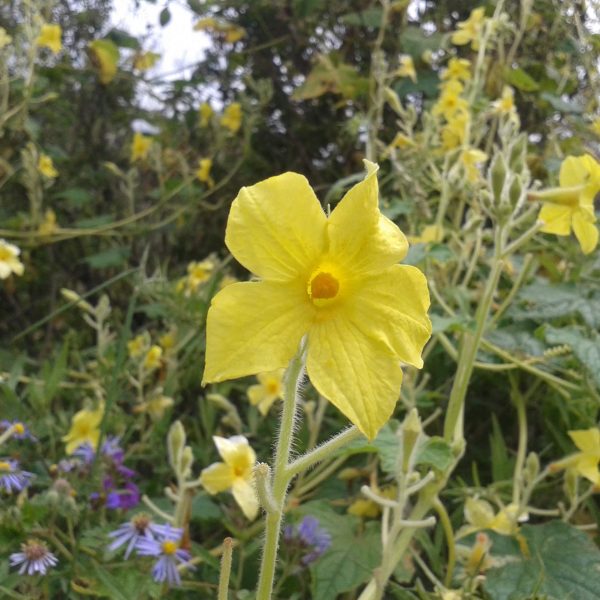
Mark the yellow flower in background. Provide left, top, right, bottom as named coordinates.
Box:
left=433, top=80, right=469, bottom=121
left=408, top=224, right=444, bottom=245
left=62, top=403, right=104, bottom=454
left=441, top=112, right=469, bottom=150
left=36, top=24, right=62, bottom=54
left=159, top=331, right=176, bottom=351
left=396, top=55, right=416, bottom=83
left=200, top=435, right=259, bottom=520
left=196, top=158, right=214, bottom=187
left=177, top=258, right=217, bottom=295
left=220, top=102, right=242, bottom=133
left=199, top=102, right=214, bottom=127
left=133, top=394, right=174, bottom=420
left=441, top=57, right=471, bottom=83
left=530, top=154, right=599, bottom=254
left=38, top=154, right=58, bottom=178
left=550, top=428, right=600, bottom=484
left=89, top=39, right=119, bottom=84
left=451, top=7, right=486, bottom=50
left=143, top=345, right=163, bottom=370
left=133, top=51, right=160, bottom=71
left=0, top=27, right=12, bottom=49
left=194, top=17, right=246, bottom=43
left=459, top=497, right=522, bottom=537
left=0, top=239, right=24, bottom=279
left=390, top=132, right=415, bottom=149
left=247, top=370, right=285, bottom=415
left=460, top=148, right=488, bottom=182
left=38, top=209, right=58, bottom=236
left=492, top=85, right=516, bottom=115
left=202, top=160, right=432, bottom=440
left=127, top=333, right=149, bottom=359
left=130, top=132, right=153, bottom=162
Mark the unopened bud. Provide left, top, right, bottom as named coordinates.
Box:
left=524, top=452, right=540, bottom=484
left=384, top=87, right=403, bottom=115
left=401, top=408, right=422, bottom=473
left=179, top=446, right=194, bottom=479
left=509, top=175, right=523, bottom=206
left=489, top=153, right=507, bottom=203
left=509, top=135, right=528, bottom=173
left=167, top=421, right=186, bottom=473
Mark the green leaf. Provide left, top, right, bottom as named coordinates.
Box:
left=54, top=187, right=93, bottom=207
left=340, top=8, right=383, bottom=28
left=490, top=414, right=513, bottom=482
left=83, top=247, right=131, bottom=269
left=401, top=26, right=445, bottom=55
left=484, top=521, right=600, bottom=600
left=540, top=92, right=583, bottom=113
left=505, top=66, right=540, bottom=91
left=159, top=7, right=171, bottom=27
left=415, top=437, right=453, bottom=471
left=191, top=494, right=222, bottom=521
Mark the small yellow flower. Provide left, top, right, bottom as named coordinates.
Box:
left=247, top=370, right=285, bottom=415
left=194, top=18, right=246, bottom=44
left=143, top=345, right=163, bottom=370
left=36, top=24, right=62, bottom=54
left=433, top=80, right=469, bottom=121
left=396, top=55, right=416, bottom=83
left=89, top=39, right=119, bottom=84
left=464, top=532, right=493, bottom=575
left=127, top=334, right=149, bottom=359
left=38, top=209, right=58, bottom=236
left=199, top=102, right=214, bottom=127
left=407, top=224, right=444, bottom=245
left=159, top=331, right=176, bottom=351
left=390, top=133, right=415, bottom=149
left=200, top=435, right=259, bottom=520
left=347, top=486, right=396, bottom=518
left=441, top=57, right=471, bottom=83
left=0, top=239, right=24, bottom=279
left=179, top=258, right=216, bottom=295
left=451, top=7, right=487, bottom=50
left=0, top=27, right=12, bottom=49
left=220, top=102, right=242, bottom=134
left=440, top=112, right=469, bottom=150
left=130, top=132, right=153, bottom=162
left=133, top=394, right=174, bottom=420
left=196, top=158, right=214, bottom=187
left=202, top=160, right=432, bottom=440
left=133, top=51, right=160, bottom=71
left=460, top=148, right=488, bottom=182
left=530, top=154, right=600, bottom=254
left=550, top=428, right=600, bottom=484
left=38, top=154, right=58, bottom=178
left=492, top=85, right=516, bottom=115
left=459, top=497, right=522, bottom=537
left=62, top=403, right=104, bottom=455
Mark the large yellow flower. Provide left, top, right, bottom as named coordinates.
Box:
left=36, top=24, right=62, bottom=54
left=200, top=435, right=258, bottom=520
left=550, top=428, right=600, bottom=485
left=531, top=154, right=599, bottom=255
left=62, top=404, right=104, bottom=455
left=202, top=161, right=431, bottom=439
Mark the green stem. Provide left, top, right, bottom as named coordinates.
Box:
left=433, top=498, right=456, bottom=588
left=510, top=376, right=528, bottom=505
left=255, top=349, right=305, bottom=600
left=218, top=538, right=234, bottom=600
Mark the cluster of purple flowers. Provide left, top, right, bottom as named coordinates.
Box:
left=65, top=436, right=140, bottom=510
left=108, top=515, right=194, bottom=587
left=283, top=516, right=332, bottom=566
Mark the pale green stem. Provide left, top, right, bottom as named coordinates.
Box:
left=510, top=378, right=528, bottom=506
left=218, top=538, right=234, bottom=600
left=255, top=350, right=304, bottom=600
left=502, top=221, right=543, bottom=258
left=490, top=253, right=534, bottom=326
left=433, top=498, right=456, bottom=588
left=0, top=424, right=17, bottom=447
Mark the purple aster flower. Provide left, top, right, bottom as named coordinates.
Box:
left=106, top=481, right=140, bottom=510
left=9, top=539, right=58, bottom=575
left=72, top=442, right=95, bottom=464
left=284, top=516, right=331, bottom=566
left=108, top=513, right=164, bottom=559
left=101, top=436, right=125, bottom=464
left=136, top=524, right=194, bottom=587
left=0, top=420, right=37, bottom=441
left=0, top=458, right=34, bottom=493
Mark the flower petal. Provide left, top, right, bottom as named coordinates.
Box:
left=200, top=462, right=235, bottom=494
left=306, top=315, right=403, bottom=440
left=232, top=478, right=259, bottom=520
left=538, top=203, right=572, bottom=235
left=327, top=161, right=408, bottom=275
left=344, top=265, right=431, bottom=368
left=572, top=211, right=599, bottom=254
left=202, top=281, right=313, bottom=383
left=225, top=172, right=327, bottom=281
left=559, top=154, right=594, bottom=188
left=213, top=435, right=256, bottom=472
left=574, top=455, right=600, bottom=484
left=568, top=428, right=600, bottom=454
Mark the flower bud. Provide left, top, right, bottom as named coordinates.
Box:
left=167, top=421, right=186, bottom=473
left=489, top=153, right=507, bottom=203
left=401, top=408, right=422, bottom=473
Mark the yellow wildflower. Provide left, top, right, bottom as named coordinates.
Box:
left=459, top=497, right=522, bottom=537
left=130, top=132, right=153, bottom=162
left=127, top=334, right=149, bottom=359
left=550, top=428, right=600, bottom=484
left=36, top=24, right=62, bottom=54
left=464, top=532, right=493, bottom=575
left=179, top=258, right=216, bottom=295
left=451, top=7, right=486, bottom=50
left=0, top=27, right=12, bottom=49
left=433, top=80, right=469, bottom=121
left=440, top=112, right=469, bottom=150
left=0, top=239, right=24, bottom=279
left=62, top=403, right=104, bottom=454
left=530, top=154, right=599, bottom=254
left=196, top=158, right=214, bottom=187
left=89, top=39, right=119, bottom=84
left=407, top=224, right=444, bottom=245
left=200, top=435, right=259, bottom=520
left=460, top=148, right=488, bottom=182
left=396, top=55, right=417, bottom=83
left=220, top=102, right=242, bottom=134
left=390, top=133, right=415, bottom=149
left=247, top=370, right=285, bottom=415
left=492, top=85, right=516, bottom=115
left=38, top=154, right=58, bottom=178
left=202, top=160, right=432, bottom=440
left=38, top=209, right=58, bottom=236
left=159, top=331, right=176, bottom=351
left=133, top=394, right=174, bottom=420
left=441, top=57, right=471, bottom=83
left=133, top=51, right=160, bottom=71
left=143, top=345, right=163, bottom=371
left=199, top=102, right=214, bottom=127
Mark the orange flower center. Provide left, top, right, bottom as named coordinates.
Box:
left=309, top=272, right=339, bottom=301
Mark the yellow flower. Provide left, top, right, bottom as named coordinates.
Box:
left=194, top=18, right=245, bottom=43
left=347, top=498, right=381, bottom=518
left=0, top=239, right=24, bottom=279
left=531, top=154, right=599, bottom=254
left=133, top=394, right=174, bottom=420
left=38, top=209, right=58, bottom=236
left=62, top=404, right=104, bottom=454
left=220, top=102, right=242, bottom=134
left=199, top=102, right=214, bottom=127
left=200, top=435, right=259, bottom=520
left=89, top=39, right=119, bottom=84
left=143, top=345, right=163, bottom=370
left=202, top=160, right=432, bottom=439
left=0, top=27, right=12, bottom=49
left=133, top=51, right=160, bottom=71
left=433, top=80, right=469, bottom=121
left=390, top=133, right=415, bottom=149
left=451, top=7, right=486, bottom=50
left=179, top=258, right=216, bottom=295
left=247, top=370, right=285, bottom=415
left=460, top=497, right=522, bottom=537
left=441, top=57, right=471, bottom=83
left=492, top=85, right=516, bottom=115
left=407, top=224, right=444, bottom=245
left=460, top=148, right=488, bottom=182
left=38, top=154, right=58, bottom=178
left=36, top=24, right=62, bottom=54
left=396, top=55, right=416, bottom=83
left=159, top=331, right=176, bottom=351
left=440, top=112, right=469, bottom=150
left=196, top=158, right=214, bottom=187
left=128, top=333, right=149, bottom=358
left=550, top=428, right=600, bottom=484
left=130, top=132, right=153, bottom=162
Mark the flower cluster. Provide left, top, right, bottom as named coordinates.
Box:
left=283, top=516, right=332, bottom=566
